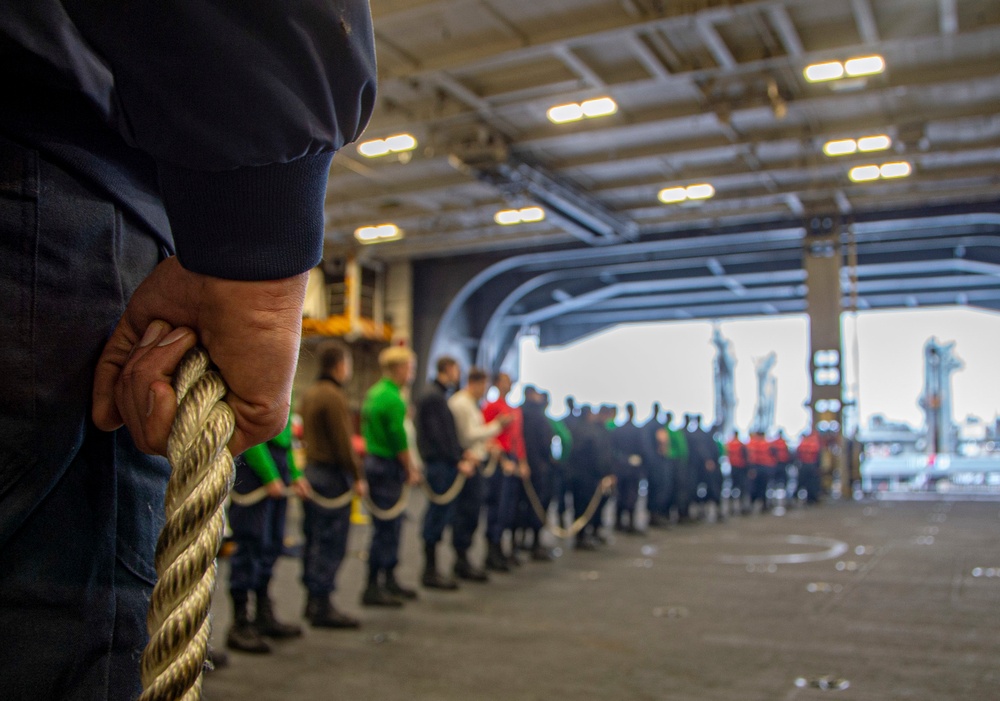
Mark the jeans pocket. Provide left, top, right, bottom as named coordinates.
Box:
left=114, top=432, right=169, bottom=586
left=0, top=137, right=40, bottom=500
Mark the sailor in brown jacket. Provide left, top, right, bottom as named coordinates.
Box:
left=299, top=340, right=368, bottom=628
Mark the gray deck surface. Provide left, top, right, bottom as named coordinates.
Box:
left=204, top=495, right=1000, bottom=700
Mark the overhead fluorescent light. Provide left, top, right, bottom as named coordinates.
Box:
left=857, top=134, right=891, bottom=152
left=358, top=140, right=392, bottom=157
left=879, top=161, right=911, bottom=178
left=384, top=133, right=417, bottom=152
left=658, top=183, right=715, bottom=204
left=685, top=183, right=715, bottom=200
left=518, top=207, right=546, bottom=223
left=358, top=133, right=418, bottom=158
left=547, top=97, right=617, bottom=124
left=823, top=139, right=858, bottom=156
left=658, top=187, right=687, bottom=203
left=494, top=209, right=522, bottom=225
left=848, top=161, right=911, bottom=183
left=845, top=55, right=885, bottom=77
left=824, top=134, right=891, bottom=157
left=848, top=165, right=881, bottom=182
left=580, top=97, right=617, bottom=117
left=547, top=103, right=585, bottom=124
left=804, top=61, right=844, bottom=82
left=494, top=206, right=546, bottom=225
left=805, top=55, right=885, bottom=84
left=354, top=223, right=403, bottom=243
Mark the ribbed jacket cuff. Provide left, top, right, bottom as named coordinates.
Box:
left=157, top=152, right=333, bottom=280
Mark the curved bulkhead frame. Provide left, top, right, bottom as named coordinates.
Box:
left=426, top=210, right=1000, bottom=381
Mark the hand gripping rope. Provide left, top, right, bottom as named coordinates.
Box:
left=140, top=348, right=235, bottom=701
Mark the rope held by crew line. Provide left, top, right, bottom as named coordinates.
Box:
left=231, top=461, right=477, bottom=513
left=141, top=347, right=235, bottom=701
left=229, top=486, right=354, bottom=510
left=521, top=474, right=610, bottom=539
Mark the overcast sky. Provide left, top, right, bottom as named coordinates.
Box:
left=519, top=306, right=1000, bottom=439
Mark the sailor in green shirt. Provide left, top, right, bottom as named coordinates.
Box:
left=226, top=414, right=309, bottom=653
left=360, top=346, right=420, bottom=607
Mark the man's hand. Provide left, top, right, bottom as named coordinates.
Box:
left=353, top=478, right=369, bottom=499
left=92, top=256, right=308, bottom=456
left=290, top=476, right=312, bottom=500
left=265, top=479, right=286, bottom=499
left=405, top=467, right=423, bottom=486
left=518, top=459, right=530, bottom=479
left=457, top=459, right=475, bottom=477
left=501, top=458, right=516, bottom=476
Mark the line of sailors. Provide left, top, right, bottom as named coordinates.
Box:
left=221, top=341, right=824, bottom=655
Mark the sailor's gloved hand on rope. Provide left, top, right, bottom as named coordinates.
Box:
left=91, top=256, right=308, bottom=457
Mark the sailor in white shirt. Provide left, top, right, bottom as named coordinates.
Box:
left=447, top=367, right=509, bottom=580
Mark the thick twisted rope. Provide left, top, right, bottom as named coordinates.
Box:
left=141, top=348, right=235, bottom=701
left=229, top=486, right=354, bottom=510
left=521, top=474, right=611, bottom=539
left=231, top=464, right=473, bottom=513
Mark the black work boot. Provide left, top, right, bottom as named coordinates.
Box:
left=361, top=583, right=403, bottom=607
left=485, top=542, right=510, bottom=572
left=226, top=592, right=271, bottom=654
left=361, top=569, right=402, bottom=607
left=454, top=551, right=489, bottom=582
left=306, top=594, right=361, bottom=629
left=421, top=543, right=459, bottom=590
left=255, top=591, right=303, bottom=639
left=385, top=569, right=418, bottom=600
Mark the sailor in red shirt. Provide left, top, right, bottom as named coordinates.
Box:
left=747, top=431, right=776, bottom=512
left=482, top=372, right=529, bottom=571
left=769, top=430, right=792, bottom=503
left=725, top=434, right=750, bottom=515
left=796, top=429, right=822, bottom=504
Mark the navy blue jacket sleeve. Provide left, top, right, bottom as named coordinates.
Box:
left=62, top=0, right=377, bottom=280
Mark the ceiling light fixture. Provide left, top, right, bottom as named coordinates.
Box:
left=844, top=55, right=885, bottom=77
left=857, top=134, right=892, bottom=152
left=823, top=139, right=858, bottom=156
left=658, top=183, right=715, bottom=204
left=494, top=207, right=547, bottom=225
left=804, top=54, right=884, bottom=83
left=358, top=133, right=418, bottom=158
left=848, top=165, right=881, bottom=182
left=804, top=61, right=844, bottom=83
left=824, top=134, right=892, bottom=157
left=879, top=161, right=911, bottom=178
left=848, top=161, right=911, bottom=183
left=354, top=223, right=403, bottom=243
left=547, top=97, right=618, bottom=124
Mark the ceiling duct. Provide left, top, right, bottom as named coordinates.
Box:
left=449, top=132, right=638, bottom=246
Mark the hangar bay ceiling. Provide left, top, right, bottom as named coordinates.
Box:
left=324, top=0, right=1000, bottom=373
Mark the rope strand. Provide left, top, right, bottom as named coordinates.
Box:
left=141, top=348, right=235, bottom=701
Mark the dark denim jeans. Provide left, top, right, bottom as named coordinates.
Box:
left=421, top=459, right=458, bottom=546
left=228, top=446, right=292, bottom=595
left=452, top=468, right=483, bottom=554
left=0, top=135, right=169, bottom=700
left=301, top=463, right=352, bottom=596
left=364, top=454, right=405, bottom=571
